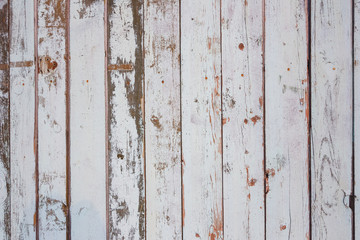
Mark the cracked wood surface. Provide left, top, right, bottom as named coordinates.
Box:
left=37, top=0, right=67, bottom=238
left=0, top=0, right=10, bottom=239
left=222, top=0, right=265, bottom=238
left=355, top=0, right=360, bottom=239
left=181, top=0, right=223, bottom=239
left=311, top=0, right=353, bottom=239
left=144, top=0, right=181, bottom=239
left=265, top=0, right=310, bottom=239
left=107, top=0, right=145, bottom=239
left=9, top=0, right=37, bottom=239
left=1, top=0, right=358, bottom=239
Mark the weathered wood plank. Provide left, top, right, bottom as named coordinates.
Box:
left=37, top=0, right=67, bottom=238
left=265, top=0, right=309, bottom=238
left=311, top=0, right=353, bottom=239
left=222, top=0, right=265, bottom=238
left=0, top=0, right=10, bottom=239
left=181, top=0, right=223, bottom=239
left=144, top=0, right=181, bottom=239
left=355, top=0, right=360, bottom=238
left=10, top=0, right=36, bottom=238
left=107, top=0, right=145, bottom=238
left=70, top=0, right=106, bottom=239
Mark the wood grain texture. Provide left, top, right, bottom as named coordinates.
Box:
left=37, top=0, right=67, bottom=238
left=144, top=0, right=181, bottom=239
left=107, top=0, right=145, bottom=239
left=311, top=0, right=353, bottom=239
left=70, top=0, right=106, bottom=239
left=222, top=0, right=265, bottom=238
left=0, top=0, right=10, bottom=239
left=9, top=0, right=36, bottom=238
left=265, top=0, right=310, bottom=239
left=355, top=0, right=360, bottom=239
left=181, top=0, right=223, bottom=239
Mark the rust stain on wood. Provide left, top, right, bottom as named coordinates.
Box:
left=0, top=61, right=34, bottom=70
left=11, top=60, right=34, bottom=67
left=265, top=168, right=275, bottom=194
left=107, top=64, right=134, bottom=71
left=259, top=97, right=263, bottom=108
left=246, top=166, right=257, bottom=187
left=38, top=56, right=58, bottom=74
left=250, top=115, right=261, bottom=125
left=209, top=206, right=223, bottom=240
left=304, top=87, right=309, bottom=122
left=239, top=43, right=245, bottom=50
left=33, top=212, right=37, bottom=230
left=182, top=155, right=185, bottom=227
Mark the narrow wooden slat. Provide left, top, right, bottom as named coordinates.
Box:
left=265, top=0, right=309, bottom=238
left=10, top=0, right=36, bottom=238
left=181, top=0, right=223, bottom=239
left=0, top=0, right=10, bottom=239
left=107, top=0, right=145, bottom=238
left=311, top=0, right=353, bottom=239
left=355, top=0, right=360, bottom=238
left=37, top=0, right=67, bottom=238
left=70, top=0, right=106, bottom=238
left=222, top=0, right=265, bottom=238
left=144, top=0, right=181, bottom=239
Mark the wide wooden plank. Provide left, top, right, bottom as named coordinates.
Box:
left=0, top=0, right=10, bottom=239
left=311, top=0, right=353, bottom=239
left=107, top=0, right=145, bottom=238
left=265, top=0, right=309, bottom=239
left=9, top=0, right=37, bottom=238
left=144, top=0, right=181, bottom=239
left=355, top=0, right=360, bottom=239
left=181, top=0, right=223, bottom=239
left=37, top=0, right=67, bottom=238
left=222, top=0, right=265, bottom=238
left=70, top=0, right=106, bottom=239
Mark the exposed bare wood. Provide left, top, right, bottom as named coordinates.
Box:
left=107, top=0, right=145, bottom=238
left=144, top=0, right=181, bottom=239
left=0, top=0, right=10, bottom=239
left=2, top=1, right=359, bottom=239
left=37, top=0, right=67, bottom=238
left=9, top=0, right=36, bottom=238
left=222, top=0, right=265, bottom=238
left=181, top=0, right=223, bottom=239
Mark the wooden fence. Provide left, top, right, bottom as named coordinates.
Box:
left=0, top=0, right=359, bottom=239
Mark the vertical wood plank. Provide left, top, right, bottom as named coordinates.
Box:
left=265, top=0, right=310, bottom=239
left=107, top=0, right=145, bottom=239
left=0, top=0, right=10, bottom=239
left=144, top=0, right=181, bottom=239
left=181, top=0, right=223, bottom=239
left=222, top=0, right=265, bottom=238
left=10, top=0, right=36, bottom=238
left=355, top=0, right=360, bottom=238
left=311, top=0, right=353, bottom=239
left=37, top=0, right=67, bottom=238
left=70, top=0, right=106, bottom=239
